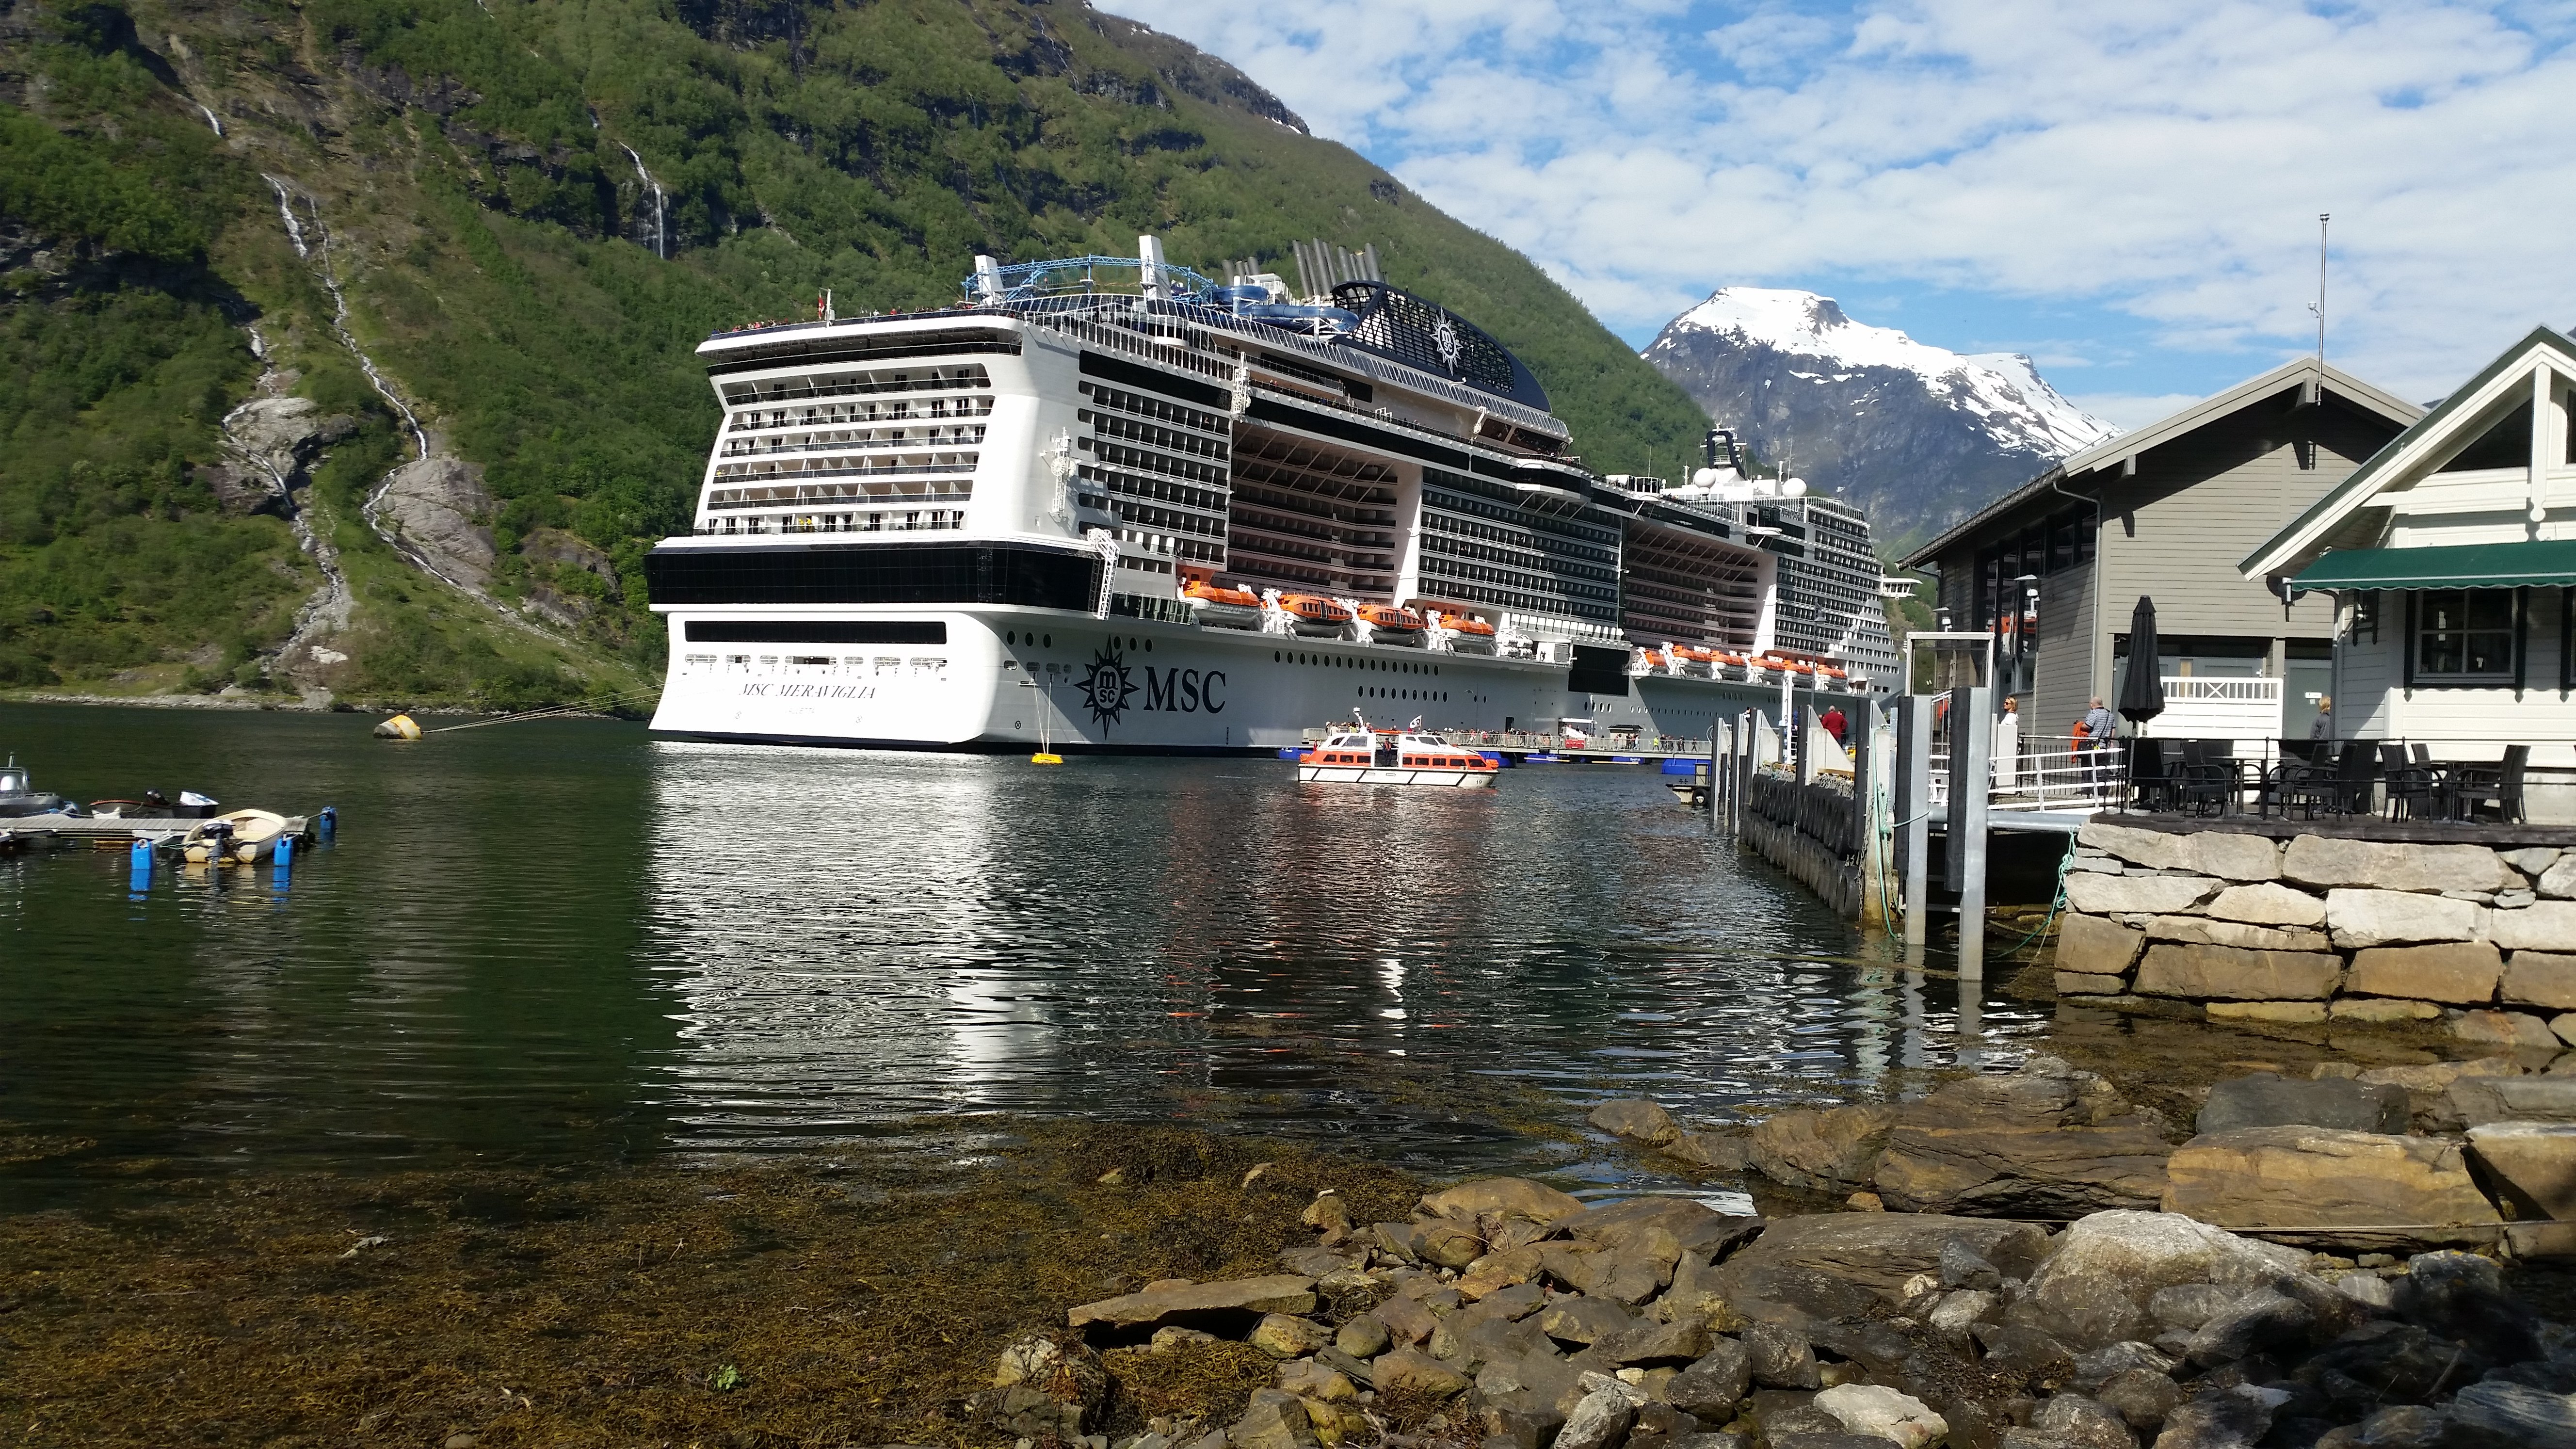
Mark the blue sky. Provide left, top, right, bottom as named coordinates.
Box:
left=1111, top=0, right=2576, bottom=427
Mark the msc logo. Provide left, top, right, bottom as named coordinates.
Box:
left=1078, top=646, right=1140, bottom=730
left=1074, top=647, right=1227, bottom=734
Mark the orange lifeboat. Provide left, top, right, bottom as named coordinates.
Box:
left=1183, top=578, right=1260, bottom=609
left=1182, top=578, right=1264, bottom=629
left=1278, top=593, right=1355, bottom=637
left=1355, top=603, right=1426, bottom=645
left=1427, top=610, right=1497, bottom=655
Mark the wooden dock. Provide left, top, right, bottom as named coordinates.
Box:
left=0, top=814, right=312, bottom=851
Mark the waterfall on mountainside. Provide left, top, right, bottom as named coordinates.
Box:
left=196, top=104, right=223, bottom=137
left=619, top=144, right=666, bottom=259
left=259, top=175, right=445, bottom=588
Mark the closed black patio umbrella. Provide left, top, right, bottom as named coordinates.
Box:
left=2119, top=595, right=2166, bottom=723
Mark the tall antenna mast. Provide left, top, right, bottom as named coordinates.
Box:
left=2313, top=213, right=2329, bottom=367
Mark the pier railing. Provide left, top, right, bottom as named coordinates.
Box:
left=1930, top=734, right=2127, bottom=812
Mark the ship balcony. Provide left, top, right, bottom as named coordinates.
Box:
left=709, top=458, right=978, bottom=488
left=728, top=396, right=993, bottom=429
left=719, top=429, right=986, bottom=454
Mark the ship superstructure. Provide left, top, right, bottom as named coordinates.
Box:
left=646, top=239, right=1896, bottom=752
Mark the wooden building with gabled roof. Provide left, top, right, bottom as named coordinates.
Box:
left=2241, top=325, right=2576, bottom=754
left=1904, top=358, right=2420, bottom=742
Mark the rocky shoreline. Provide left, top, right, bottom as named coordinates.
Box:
left=976, top=1054, right=2576, bottom=1449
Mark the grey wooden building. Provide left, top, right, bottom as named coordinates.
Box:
left=1902, top=359, right=2421, bottom=742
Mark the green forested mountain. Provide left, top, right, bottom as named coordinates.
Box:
left=0, top=0, right=1713, bottom=706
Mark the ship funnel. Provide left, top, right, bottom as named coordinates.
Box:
left=1138, top=234, right=1167, bottom=301
left=972, top=254, right=1003, bottom=299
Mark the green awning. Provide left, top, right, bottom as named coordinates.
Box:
left=2287, top=539, right=2576, bottom=596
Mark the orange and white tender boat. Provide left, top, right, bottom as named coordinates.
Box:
left=1181, top=578, right=1264, bottom=630
left=1276, top=593, right=1355, bottom=638
left=1298, top=725, right=1500, bottom=788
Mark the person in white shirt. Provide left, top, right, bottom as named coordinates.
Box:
left=1994, top=696, right=2021, bottom=791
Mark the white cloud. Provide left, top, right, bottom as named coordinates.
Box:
left=2063, top=393, right=2211, bottom=430
left=1108, top=0, right=2576, bottom=401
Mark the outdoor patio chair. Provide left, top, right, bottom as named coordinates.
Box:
left=2328, top=741, right=2382, bottom=815
left=2126, top=739, right=2175, bottom=813
left=2380, top=742, right=2443, bottom=821
left=2175, top=740, right=2234, bottom=817
left=2269, top=741, right=2344, bottom=820
left=2454, top=744, right=2530, bottom=824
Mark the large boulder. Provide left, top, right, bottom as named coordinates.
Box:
left=2206, top=883, right=2327, bottom=927
left=1874, top=1060, right=2173, bottom=1216
left=2507, top=952, right=2576, bottom=1010
left=1814, top=1384, right=1948, bottom=1449
left=1709, top=1211, right=2048, bottom=1298
left=2466, top=1122, right=2576, bottom=1219
left=2492, top=902, right=2576, bottom=953
left=2447, top=1380, right=2576, bottom=1449
left=2059, top=913, right=2146, bottom=977
left=2347, top=942, right=2504, bottom=1005
left=2065, top=873, right=2222, bottom=916
left=2145, top=916, right=2332, bottom=952
left=2077, top=822, right=2196, bottom=871
left=2020, top=1210, right=2311, bottom=1330
left=2134, top=943, right=2341, bottom=1000
left=1589, top=1099, right=1680, bottom=1144
left=1067, top=1275, right=1317, bottom=1335
left=2196, top=1074, right=2409, bottom=1136
left=2328, top=889, right=2487, bottom=949
left=1230, top=1387, right=1321, bottom=1449
left=2445, top=1076, right=2576, bottom=1127
left=2161, top=1128, right=2502, bottom=1246
left=1748, top=1104, right=1894, bottom=1195
left=1418, top=1177, right=1587, bottom=1225
left=970, top=1331, right=1110, bottom=1440
left=2284, top=838, right=2510, bottom=894
left=1562, top=1195, right=1761, bottom=1258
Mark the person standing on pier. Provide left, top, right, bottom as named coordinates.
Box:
left=2081, top=696, right=2118, bottom=797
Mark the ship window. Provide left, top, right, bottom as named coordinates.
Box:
left=1007, top=631, right=1016, bottom=644
left=1044, top=634, right=1053, bottom=648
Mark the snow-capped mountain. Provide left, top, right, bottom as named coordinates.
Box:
left=1641, top=288, right=2118, bottom=551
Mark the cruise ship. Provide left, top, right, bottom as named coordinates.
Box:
left=644, top=239, right=1899, bottom=753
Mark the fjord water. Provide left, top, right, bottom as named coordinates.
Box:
left=0, top=702, right=2032, bottom=1201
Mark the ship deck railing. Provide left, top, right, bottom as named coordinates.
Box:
left=1297, top=727, right=1721, bottom=762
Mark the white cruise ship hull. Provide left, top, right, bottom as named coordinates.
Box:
left=650, top=605, right=1818, bottom=753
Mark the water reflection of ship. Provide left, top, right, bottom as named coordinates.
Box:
left=640, top=746, right=2039, bottom=1147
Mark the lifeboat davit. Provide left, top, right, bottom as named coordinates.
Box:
left=1182, top=578, right=1264, bottom=630
left=1354, top=603, right=1426, bottom=646
left=1277, top=594, right=1355, bottom=638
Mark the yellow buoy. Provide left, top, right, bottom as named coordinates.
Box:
left=1031, top=752, right=1064, bottom=765
left=372, top=713, right=422, bottom=741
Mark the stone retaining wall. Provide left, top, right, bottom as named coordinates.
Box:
left=2054, top=821, right=2576, bottom=1045
left=1742, top=769, right=1868, bottom=918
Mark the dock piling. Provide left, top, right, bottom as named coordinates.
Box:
left=1896, top=695, right=1932, bottom=948
left=1944, top=685, right=1992, bottom=980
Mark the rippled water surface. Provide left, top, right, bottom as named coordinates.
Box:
left=1, top=701, right=2039, bottom=1200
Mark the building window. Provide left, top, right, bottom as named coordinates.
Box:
left=2351, top=591, right=2378, bottom=645
left=2414, top=589, right=2515, bottom=679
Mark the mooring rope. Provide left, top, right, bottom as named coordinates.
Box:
left=422, top=685, right=663, bottom=732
